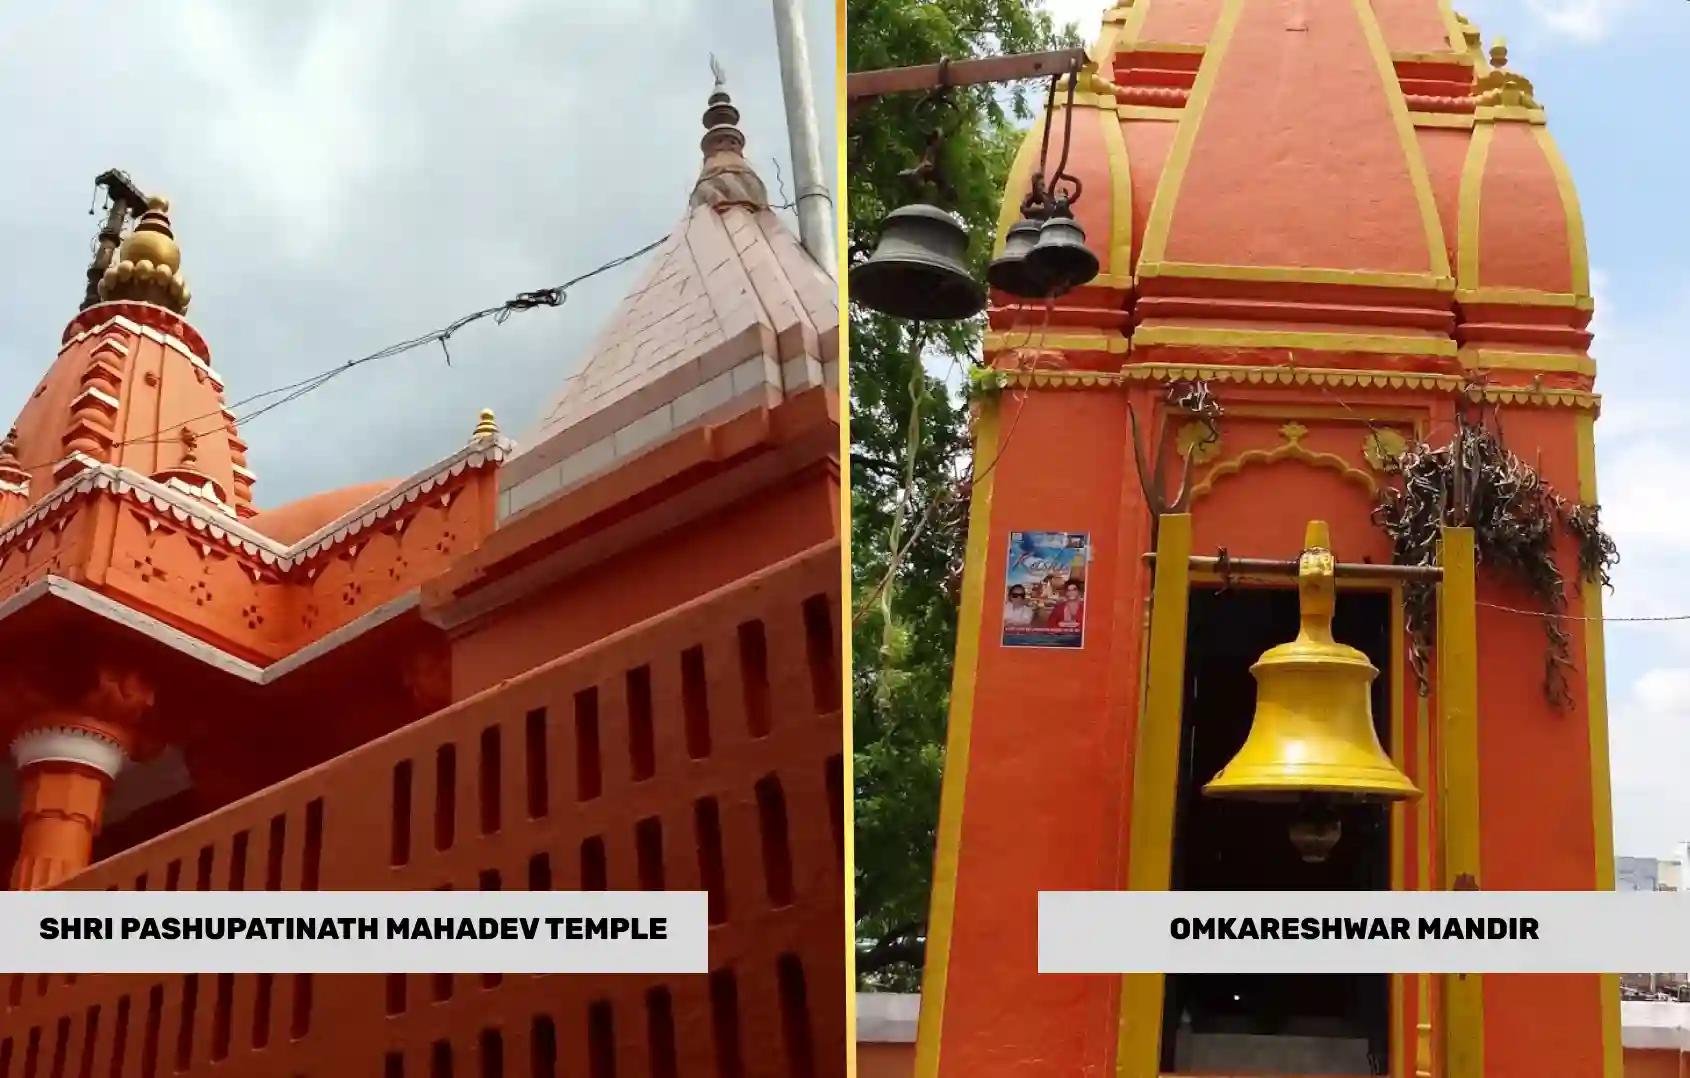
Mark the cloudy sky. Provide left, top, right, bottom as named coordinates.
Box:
left=1042, top=0, right=1690, bottom=862
left=0, top=0, right=835, bottom=503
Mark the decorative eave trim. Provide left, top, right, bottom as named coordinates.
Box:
left=0, top=436, right=513, bottom=574
left=0, top=576, right=421, bottom=685
left=10, top=724, right=127, bottom=778
left=60, top=314, right=226, bottom=390
left=970, top=363, right=1600, bottom=411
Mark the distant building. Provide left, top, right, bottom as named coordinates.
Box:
left=1618, top=854, right=1688, bottom=1003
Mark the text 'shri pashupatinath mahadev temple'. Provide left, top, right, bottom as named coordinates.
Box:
left=0, top=80, right=844, bottom=1076
left=920, top=1, right=1620, bottom=1077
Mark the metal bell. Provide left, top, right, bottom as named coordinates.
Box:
left=1024, top=199, right=1099, bottom=296
left=1204, top=521, right=1421, bottom=804
left=850, top=204, right=985, bottom=321
left=986, top=214, right=1051, bottom=298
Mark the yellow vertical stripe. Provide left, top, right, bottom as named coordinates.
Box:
left=1534, top=126, right=1592, bottom=300
left=1389, top=585, right=1406, bottom=1078
left=1116, top=513, right=1192, bottom=1077
left=1575, top=413, right=1623, bottom=1078
left=1437, top=526, right=1483, bottom=1078
left=1456, top=123, right=1494, bottom=289
left=1098, top=106, right=1135, bottom=279
left=1351, top=0, right=1453, bottom=281
left=912, top=398, right=1000, bottom=1078
left=1138, top=0, right=1243, bottom=268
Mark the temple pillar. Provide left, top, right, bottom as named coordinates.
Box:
left=8, top=725, right=126, bottom=890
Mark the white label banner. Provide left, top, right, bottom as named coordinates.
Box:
left=1040, top=891, right=1690, bottom=974
left=0, top=891, right=707, bottom=973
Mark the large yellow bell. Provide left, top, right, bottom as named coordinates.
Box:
left=1204, top=521, right=1421, bottom=802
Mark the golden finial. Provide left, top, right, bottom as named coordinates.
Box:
left=98, top=194, right=191, bottom=313
left=1489, top=37, right=1508, bottom=69
left=471, top=409, right=499, bottom=440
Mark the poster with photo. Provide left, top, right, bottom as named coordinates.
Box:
left=1001, top=531, right=1091, bottom=649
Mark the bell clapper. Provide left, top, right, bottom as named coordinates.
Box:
left=1288, top=797, right=1344, bottom=863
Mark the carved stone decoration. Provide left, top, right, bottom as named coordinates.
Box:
left=1363, top=428, right=1409, bottom=472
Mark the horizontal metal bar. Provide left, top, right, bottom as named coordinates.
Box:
left=846, top=48, right=1089, bottom=101
left=1142, top=552, right=1445, bottom=582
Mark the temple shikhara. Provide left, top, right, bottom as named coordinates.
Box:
left=0, top=81, right=844, bottom=1075
left=918, top=1, right=1617, bottom=1076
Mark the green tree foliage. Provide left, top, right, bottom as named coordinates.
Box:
left=848, top=0, right=1074, bottom=990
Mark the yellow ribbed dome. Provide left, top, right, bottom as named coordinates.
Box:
left=98, top=195, right=191, bottom=313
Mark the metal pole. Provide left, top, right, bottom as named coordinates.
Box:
left=770, top=0, right=836, bottom=275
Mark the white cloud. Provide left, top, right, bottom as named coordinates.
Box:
left=1611, top=668, right=1690, bottom=858
left=1522, top=0, right=1638, bottom=43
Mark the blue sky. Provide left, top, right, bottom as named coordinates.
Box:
left=1040, top=0, right=1690, bottom=860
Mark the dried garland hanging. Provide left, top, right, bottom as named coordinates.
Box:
left=1372, top=414, right=1618, bottom=708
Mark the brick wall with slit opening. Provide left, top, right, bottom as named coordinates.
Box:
left=0, top=542, right=845, bottom=1078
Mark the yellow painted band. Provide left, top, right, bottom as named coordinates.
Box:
left=1415, top=694, right=1434, bottom=1078
left=1091, top=6, right=1126, bottom=65
left=1438, top=526, right=1483, bottom=1078
left=1354, top=0, right=1455, bottom=281
left=976, top=363, right=1600, bottom=410
left=1390, top=586, right=1407, bottom=1078
left=1459, top=348, right=1596, bottom=376
left=1576, top=413, right=1624, bottom=1078
left=1117, top=512, right=1193, bottom=1076
left=1120, top=0, right=1153, bottom=48
left=1099, top=105, right=1135, bottom=279
left=1138, top=259, right=1455, bottom=291
left=1118, top=104, right=1183, bottom=122
left=1475, top=105, right=1546, bottom=124
left=911, top=397, right=1000, bottom=1078
left=1138, top=0, right=1243, bottom=266
left=984, top=330, right=1131, bottom=354
left=1534, top=126, right=1592, bottom=299
left=1133, top=324, right=1458, bottom=357
left=1391, top=48, right=1475, bottom=66
left=1457, top=286, right=1594, bottom=310
left=1411, top=112, right=1475, bottom=130
left=1124, top=40, right=1206, bottom=55
left=1437, top=0, right=1469, bottom=55
left=1456, top=122, right=1494, bottom=288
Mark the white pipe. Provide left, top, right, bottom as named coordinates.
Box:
left=770, top=0, right=836, bottom=275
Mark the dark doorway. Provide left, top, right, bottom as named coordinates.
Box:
left=1161, top=586, right=1393, bottom=1076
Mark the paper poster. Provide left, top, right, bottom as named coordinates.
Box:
left=1001, top=531, right=1091, bottom=649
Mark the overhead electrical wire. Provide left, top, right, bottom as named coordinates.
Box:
left=10, top=232, right=675, bottom=472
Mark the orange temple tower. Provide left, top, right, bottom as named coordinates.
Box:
left=0, top=79, right=844, bottom=1077
left=919, top=3, right=1615, bottom=1077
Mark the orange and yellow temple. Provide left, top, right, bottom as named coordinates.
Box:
left=918, top=2, right=1617, bottom=1076
left=0, top=81, right=845, bottom=1076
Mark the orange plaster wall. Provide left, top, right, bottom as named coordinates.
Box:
left=0, top=506, right=99, bottom=600
left=1372, top=0, right=1455, bottom=53
left=1120, top=119, right=1176, bottom=267
left=87, top=467, right=498, bottom=664
left=1416, top=126, right=1469, bottom=267
left=937, top=387, right=1143, bottom=1075
left=1138, top=0, right=1223, bottom=45
left=1160, top=0, right=1435, bottom=274
left=858, top=1042, right=915, bottom=1078
left=449, top=471, right=838, bottom=696
left=1064, top=109, right=1116, bottom=279
left=1476, top=124, right=1575, bottom=293
left=1625, top=1047, right=1688, bottom=1078
left=1472, top=405, right=1605, bottom=1077
left=109, top=334, right=237, bottom=502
